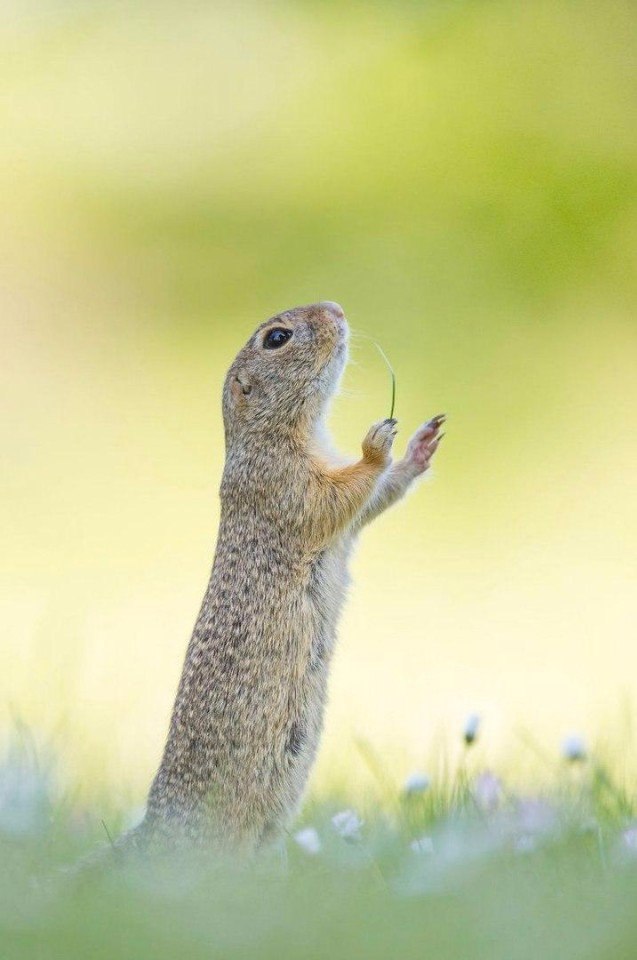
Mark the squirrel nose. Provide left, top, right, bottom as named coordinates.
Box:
left=319, top=301, right=345, bottom=320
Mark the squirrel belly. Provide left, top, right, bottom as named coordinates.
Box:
left=131, top=302, right=444, bottom=854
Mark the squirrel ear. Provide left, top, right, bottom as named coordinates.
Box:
left=230, top=373, right=252, bottom=404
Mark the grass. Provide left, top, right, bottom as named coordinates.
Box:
left=2, top=728, right=637, bottom=960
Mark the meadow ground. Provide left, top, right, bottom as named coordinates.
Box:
left=2, top=726, right=637, bottom=960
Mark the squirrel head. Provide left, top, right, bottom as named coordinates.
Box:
left=222, top=301, right=348, bottom=445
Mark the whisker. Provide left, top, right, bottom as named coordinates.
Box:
left=336, top=387, right=357, bottom=399
left=344, top=333, right=397, bottom=417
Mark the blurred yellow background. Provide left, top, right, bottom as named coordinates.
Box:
left=1, top=0, right=635, bottom=798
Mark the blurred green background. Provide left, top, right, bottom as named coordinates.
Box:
left=1, top=0, right=635, bottom=800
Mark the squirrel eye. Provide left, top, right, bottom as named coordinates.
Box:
left=263, top=328, right=292, bottom=350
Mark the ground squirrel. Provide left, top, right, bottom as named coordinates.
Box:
left=135, top=301, right=444, bottom=854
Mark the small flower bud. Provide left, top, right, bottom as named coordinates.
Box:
left=561, top=734, right=587, bottom=762
left=463, top=713, right=481, bottom=746
left=402, top=772, right=431, bottom=796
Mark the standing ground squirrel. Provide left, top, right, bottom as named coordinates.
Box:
left=135, top=301, right=444, bottom=854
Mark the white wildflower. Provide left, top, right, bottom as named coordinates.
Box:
left=561, top=733, right=587, bottom=762
left=294, top=827, right=321, bottom=855
left=331, top=809, right=363, bottom=840
left=463, top=713, right=481, bottom=745
left=516, top=798, right=557, bottom=836
left=403, top=772, right=431, bottom=796
left=514, top=834, right=537, bottom=854
left=622, top=826, right=637, bottom=855
left=472, top=771, right=502, bottom=813
left=410, top=835, right=434, bottom=855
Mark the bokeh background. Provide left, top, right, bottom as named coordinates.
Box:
left=1, top=0, right=635, bottom=802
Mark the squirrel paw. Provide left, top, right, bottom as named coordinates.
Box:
left=404, top=414, right=446, bottom=474
left=362, top=418, right=398, bottom=467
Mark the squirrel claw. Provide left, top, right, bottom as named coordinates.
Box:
left=363, top=418, right=397, bottom=466
left=405, top=416, right=446, bottom=473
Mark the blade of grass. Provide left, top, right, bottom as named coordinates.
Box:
left=354, top=332, right=397, bottom=419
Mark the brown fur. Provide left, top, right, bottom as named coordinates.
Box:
left=131, top=302, right=444, bottom=854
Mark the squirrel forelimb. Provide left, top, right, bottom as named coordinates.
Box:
left=307, top=417, right=398, bottom=549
